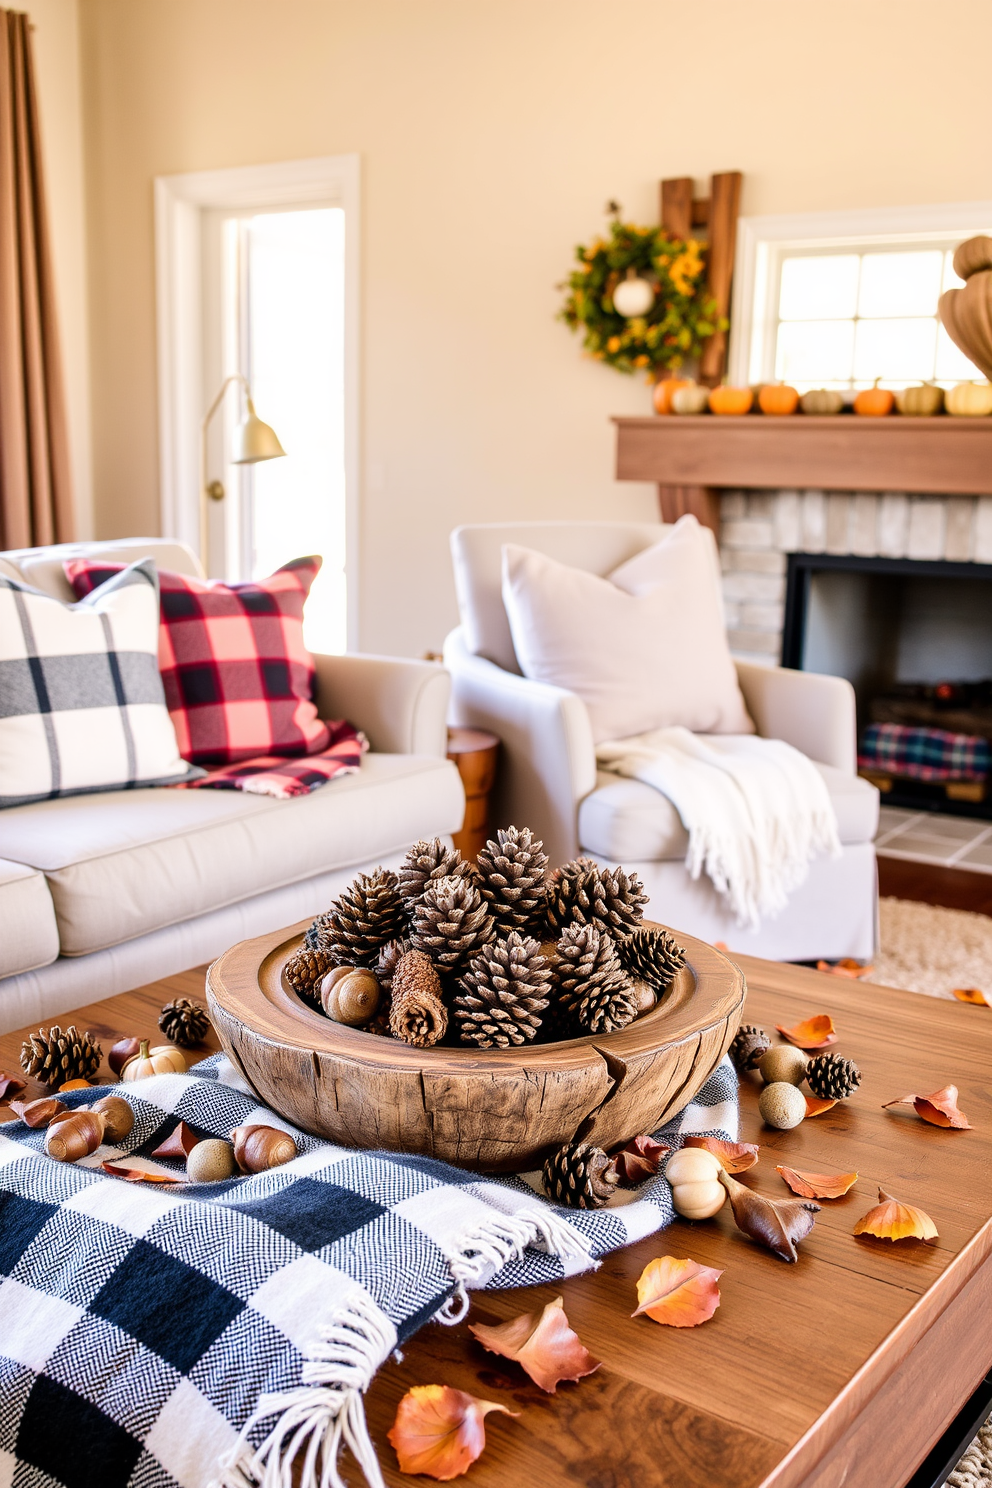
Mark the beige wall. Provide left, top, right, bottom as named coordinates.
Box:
left=79, top=0, right=992, bottom=655
left=30, top=0, right=92, bottom=536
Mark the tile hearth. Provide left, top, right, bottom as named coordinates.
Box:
left=875, top=804, right=992, bottom=876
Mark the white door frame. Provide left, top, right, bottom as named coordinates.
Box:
left=154, top=154, right=361, bottom=646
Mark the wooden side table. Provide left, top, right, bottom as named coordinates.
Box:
left=446, top=727, right=500, bottom=859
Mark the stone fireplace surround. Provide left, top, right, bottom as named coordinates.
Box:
left=720, top=490, right=992, bottom=664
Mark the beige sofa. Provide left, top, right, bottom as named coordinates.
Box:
left=0, top=539, right=464, bottom=1033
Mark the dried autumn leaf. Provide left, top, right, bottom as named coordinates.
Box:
left=816, top=959, right=873, bottom=980
left=776, top=1165, right=858, bottom=1200
left=9, top=1096, right=68, bottom=1129
left=387, top=1385, right=518, bottom=1480
left=804, top=1095, right=838, bottom=1117
left=58, top=1078, right=94, bottom=1092
left=683, top=1135, right=759, bottom=1173
left=853, top=1187, right=938, bottom=1243
left=150, top=1120, right=201, bottom=1160
left=0, top=1071, right=26, bottom=1101
left=882, top=1085, right=972, bottom=1129
left=101, top=1162, right=183, bottom=1184
left=612, top=1133, right=669, bottom=1186
left=718, top=1171, right=819, bottom=1262
left=953, top=988, right=990, bottom=1007
left=775, top=1014, right=837, bottom=1049
left=632, top=1255, right=722, bottom=1327
left=469, top=1295, right=600, bottom=1392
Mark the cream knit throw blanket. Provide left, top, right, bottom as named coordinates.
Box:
left=596, top=727, right=841, bottom=929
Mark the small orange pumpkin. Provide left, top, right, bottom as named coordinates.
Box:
left=758, top=383, right=799, bottom=416
left=652, top=377, right=692, bottom=415
left=854, top=378, right=894, bottom=417
left=709, top=385, right=753, bottom=416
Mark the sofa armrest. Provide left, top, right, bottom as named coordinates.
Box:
left=313, top=653, right=450, bottom=757
left=735, top=660, right=857, bottom=774
left=444, top=627, right=596, bottom=864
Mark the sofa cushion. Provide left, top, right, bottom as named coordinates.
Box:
left=0, top=858, right=59, bottom=977
left=578, top=761, right=879, bottom=863
left=0, top=754, right=464, bottom=956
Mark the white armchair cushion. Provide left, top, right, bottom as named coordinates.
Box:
left=501, top=517, right=753, bottom=745
left=579, top=760, right=878, bottom=862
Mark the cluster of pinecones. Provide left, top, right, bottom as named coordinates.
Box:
left=284, top=827, right=687, bottom=1050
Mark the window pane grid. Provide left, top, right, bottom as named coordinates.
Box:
left=772, top=244, right=982, bottom=391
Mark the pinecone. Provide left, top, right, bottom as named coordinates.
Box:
left=314, top=869, right=408, bottom=967
left=545, top=859, right=647, bottom=938
left=475, top=826, right=549, bottom=932
left=397, top=838, right=474, bottom=910
left=389, top=950, right=448, bottom=1047
left=376, top=938, right=413, bottom=993
left=304, top=910, right=333, bottom=951
left=285, top=946, right=335, bottom=1011
left=729, top=1022, right=771, bottom=1073
left=552, top=923, right=636, bottom=1036
left=542, top=1141, right=619, bottom=1209
left=410, top=874, right=495, bottom=972
left=158, top=997, right=211, bottom=1048
left=454, top=931, right=552, bottom=1048
left=806, top=1053, right=862, bottom=1100
left=20, top=1025, right=102, bottom=1088
left=617, top=927, right=687, bottom=994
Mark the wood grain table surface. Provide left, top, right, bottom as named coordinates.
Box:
left=1, top=955, right=990, bottom=1488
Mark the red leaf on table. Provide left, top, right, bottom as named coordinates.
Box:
left=387, top=1385, right=518, bottom=1480
left=853, top=1187, right=938, bottom=1243
left=953, top=988, right=990, bottom=1007
left=469, top=1296, right=600, bottom=1393
left=683, top=1135, right=759, bottom=1173
left=882, top=1085, right=972, bottom=1129
left=101, top=1162, right=183, bottom=1184
left=632, top=1255, right=723, bottom=1327
left=150, top=1121, right=201, bottom=1159
left=612, top=1133, right=669, bottom=1186
left=804, top=1095, right=838, bottom=1117
left=719, top=1171, right=819, bottom=1262
left=0, top=1072, right=26, bottom=1101
left=775, top=1015, right=837, bottom=1049
left=776, top=1165, right=858, bottom=1199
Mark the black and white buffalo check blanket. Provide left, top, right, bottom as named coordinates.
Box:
left=0, top=1054, right=738, bottom=1488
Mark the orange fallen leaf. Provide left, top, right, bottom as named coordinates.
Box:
left=150, top=1120, right=201, bottom=1160
left=853, top=1187, right=938, bottom=1243
left=387, top=1385, right=518, bottom=1480
left=612, top=1133, right=669, bottom=1186
left=882, top=1084, right=972, bottom=1129
left=775, top=1014, right=837, bottom=1049
left=59, top=1079, right=95, bottom=1092
left=713, top=941, right=729, bottom=951
left=101, top=1162, right=183, bottom=1184
left=632, top=1255, right=722, bottom=1327
left=804, top=1095, right=838, bottom=1117
left=816, top=959, right=873, bottom=980
left=953, top=988, right=991, bottom=1007
left=776, top=1165, right=858, bottom=1200
left=683, top=1135, right=759, bottom=1173
left=469, top=1295, right=600, bottom=1392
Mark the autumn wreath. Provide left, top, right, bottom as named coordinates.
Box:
left=559, top=205, right=725, bottom=378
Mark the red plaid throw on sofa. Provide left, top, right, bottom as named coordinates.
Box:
left=65, top=556, right=331, bottom=765
left=180, top=719, right=367, bottom=797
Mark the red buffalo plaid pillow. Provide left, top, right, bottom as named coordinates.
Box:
left=64, top=556, right=331, bottom=765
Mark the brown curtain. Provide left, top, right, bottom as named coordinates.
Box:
left=0, top=8, right=73, bottom=549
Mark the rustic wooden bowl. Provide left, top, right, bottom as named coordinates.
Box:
left=206, top=920, right=744, bottom=1173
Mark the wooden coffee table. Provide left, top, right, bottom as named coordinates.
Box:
left=2, top=955, right=990, bottom=1488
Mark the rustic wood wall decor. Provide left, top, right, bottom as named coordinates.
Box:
left=656, top=170, right=743, bottom=535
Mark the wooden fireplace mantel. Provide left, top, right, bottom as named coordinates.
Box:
left=613, top=415, right=992, bottom=533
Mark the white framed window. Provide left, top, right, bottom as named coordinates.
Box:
left=155, top=156, right=359, bottom=652
left=728, top=202, right=992, bottom=393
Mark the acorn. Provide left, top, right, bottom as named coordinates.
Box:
left=108, top=1037, right=142, bottom=1077
left=230, top=1123, right=297, bottom=1173
left=632, top=982, right=657, bottom=1016
left=319, top=966, right=381, bottom=1027
left=187, top=1139, right=236, bottom=1183
left=759, top=1082, right=806, bottom=1130
left=758, top=1045, right=808, bottom=1087
left=44, top=1110, right=106, bottom=1162
left=89, top=1095, right=134, bottom=1144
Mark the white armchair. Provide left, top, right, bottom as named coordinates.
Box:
left=445, top=521, right=878, bottom=962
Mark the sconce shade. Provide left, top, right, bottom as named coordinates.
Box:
left=231, top=398, right=286, bottom=465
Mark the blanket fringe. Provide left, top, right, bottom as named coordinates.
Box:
left=436, top=1208, right=593, bottom=1324
left=212, top=1291, right=396, bottom=1488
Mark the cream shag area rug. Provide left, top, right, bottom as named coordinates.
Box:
left=855, top=899, right=992, bottom=1483
left=866, top=897, right=992, bottom=1001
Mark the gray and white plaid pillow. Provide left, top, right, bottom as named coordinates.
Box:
left=0, top=559, right=200, bottom=807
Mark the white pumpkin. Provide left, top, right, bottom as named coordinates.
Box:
left=664, top=1146, right=726, bottom=1219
